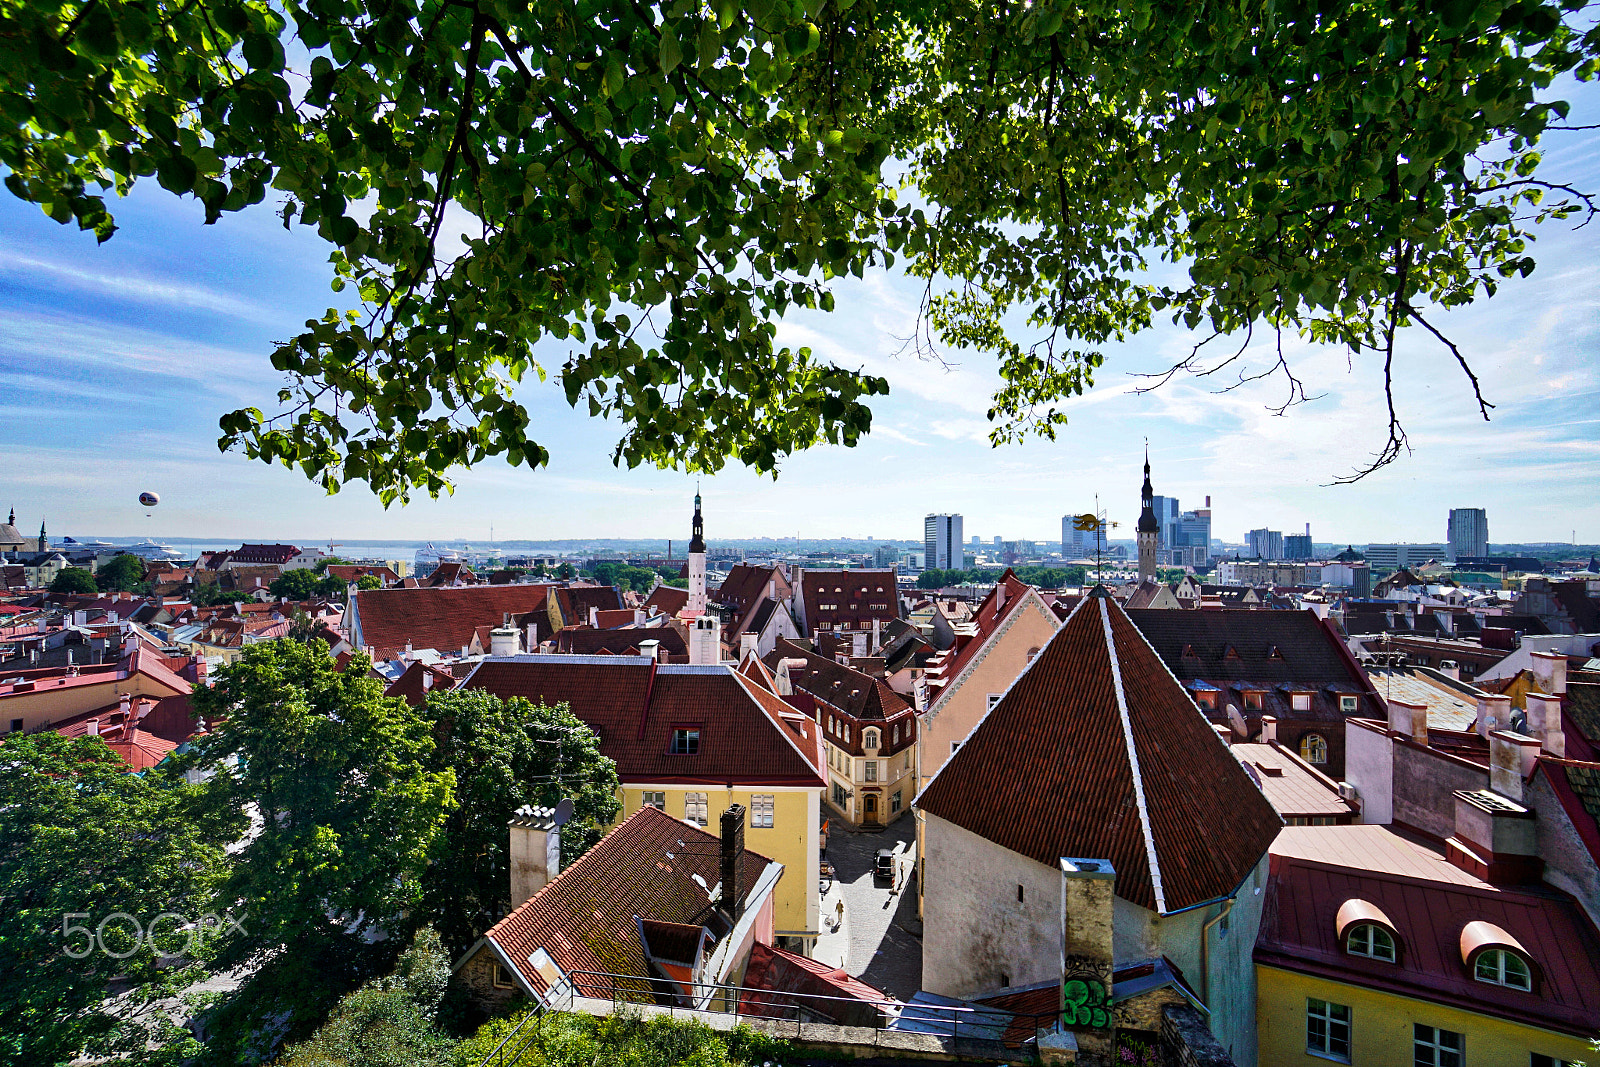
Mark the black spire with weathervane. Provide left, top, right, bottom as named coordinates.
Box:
left=689, top=489, right=706, bottom=554
left=1137, top=447, right=1160, bottom=534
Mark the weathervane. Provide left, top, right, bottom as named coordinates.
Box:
left=1075, top=494, right=1119, bottom=587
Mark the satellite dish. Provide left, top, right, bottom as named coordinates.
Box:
left=552, top=797, right=574, bottom=827
left=138, top=492, right=160, bottom=508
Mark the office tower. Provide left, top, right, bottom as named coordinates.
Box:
left=1248, top=528, right=1285, bottom=560
left=1448, top=509, right=1489, bottom=559
left=925, top=514, right=964, bottom=570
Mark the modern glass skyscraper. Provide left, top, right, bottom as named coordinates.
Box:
left=925, top=513, right=964, bottom=570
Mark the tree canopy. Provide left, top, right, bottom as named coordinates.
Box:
left=268, top=565, right=347, bottom=599
left=49, top=565, right=98, bottom=594
left=95, top=552, right=148, bottom=592
left=5, top=0, right=1595, bottom=498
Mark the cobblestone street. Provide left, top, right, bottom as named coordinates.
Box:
left=812, top=813, right=923, bottom=1001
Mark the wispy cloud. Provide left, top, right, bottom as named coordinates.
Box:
left=0, top=244, right=279, bottom=323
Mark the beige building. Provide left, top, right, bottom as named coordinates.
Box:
left=914, top=571, right=1060, bottom=913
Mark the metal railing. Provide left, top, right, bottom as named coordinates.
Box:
left=475, top=967, right=1056, bottom=1066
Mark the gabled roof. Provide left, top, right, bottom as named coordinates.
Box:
left=762, top=638, right=912, bottom=723
left=643, top=584, right=690, bottom=617
left=553, top=622, right=689, bottom=660
left=349, top=585, right=556, bottom=659
left=797, top=569, right=900, bottom=632
left=461, top=656, right=825, bottom=786
left=923, top=570, right=1041, bottom=702
left=550, top=585, right=624, bottom=625
left=917, top=590, right=1282, bottom=913
left=714, top=564, right=786, bottom=614
left=481, top=805, right=777, bottom=996
left=382, top=660, right=460, bottom=706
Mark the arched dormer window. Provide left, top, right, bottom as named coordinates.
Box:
left=1475, top=949, right=1531, bottom=990
left=1336, top=899, right=1401, bottom=964
left=1460, top=921, right=1535, bottom=991
left=1300, top=733, right=1328, bottom=765
left=1347, top=924, right=1396, bottom=961
left=1026, top=646, right=1041, bottom=664
left=864, top=728, right=880, bottom=751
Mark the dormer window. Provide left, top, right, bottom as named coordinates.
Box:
left=1291, top=692, right=1312, bottom=712
left=670, top=727, right=701, bottom=755
left=1475, top=948, right=1532, bottom=990
left=1244, top=691, right=1263, bottom=711
left=1347, top=924, right=1396, bottom=961
left=864, top=728, right=880, bottom=751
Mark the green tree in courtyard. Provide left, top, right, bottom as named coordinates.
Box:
left=49, top=566, right=97, bottom=594
left=356, top=573, right=384, bottom=590
left=417, top=688, right=619, bottom=957
left=184, top=640, right=455, bottom=1061
left=268, top=566, right=346, bottom=600
left=0, top=732, right=231, bottom=1066
left=95, top=553, right=147, bottom=592
left=4, top=0, right=1595, bottom=496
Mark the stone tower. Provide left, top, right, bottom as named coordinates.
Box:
left=1137, top=450, right=1159, bottom=582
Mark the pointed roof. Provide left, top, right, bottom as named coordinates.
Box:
left=689, top=490, right=707, bottom=554
left=916, top=588, right=1281, bottom=913
left=1137, top=450, right=1160, bottom=534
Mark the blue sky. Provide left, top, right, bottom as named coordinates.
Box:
left=3, top=89, right=1599, bottom=547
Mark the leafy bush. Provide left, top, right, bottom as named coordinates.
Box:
left=453, top=1010, right=795, bottom=1067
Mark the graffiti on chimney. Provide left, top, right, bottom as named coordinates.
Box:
left=1061, top=956, right=1111, bottom=1029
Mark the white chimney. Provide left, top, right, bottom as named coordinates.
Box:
left=118, top=692, right=131, bottom=717
left=1530, top=651, right=1568, bottom=696
left=1261, top=714, right=1278, bottom=743
left=1474, top=695, right=1506, bottom=738
left=490, top=627, right=520, bottom=657
left=1437, top=661, right=1459, bottom=681
left=1526, top=693, right=1565, bottom=757
left=872, top=617, right=881, bottom=655
left=509, top=803, right=570, bottom=908
left=638, top=638, right=661, bottom=663
left=526, top=622, right=540, bottom=652
left=740, top=632, right=759, bottom=660
left=85, top=718, right=99, bottom=736
left=588, top=606, right=599, bottom=628
left=1387, top=698, right=1429, bottom=746
left=1488, top=731, right=1541, bottom=802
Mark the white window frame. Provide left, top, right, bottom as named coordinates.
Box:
left=684, top=792, right=709, bottom=826
left=1306, top=998, right=1351, bottom=1063
left=750, top=794, right=774, bottom=828
left=863, top=759, right=878, bottom=782
left=1347, top=923, right=1395, bottom=961
left=986, top=693, right=1002, bottom=712
left=1413, top=1023, right=1463, bottom=1067
left=1475, top=948, right=1531, bottom=990
left=642, top=791, right=666, bottom=810
left=1292, top=692, right=1312, bottom=711
left=1339, top=694, right=1359, bottom=714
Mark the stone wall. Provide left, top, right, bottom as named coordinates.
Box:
left=454, top=943, right=525, bottom=1010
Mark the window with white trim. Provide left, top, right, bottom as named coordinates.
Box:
left=1340, top=695, right=1359, bottom=714
left=684, top=792, right=708, bottom=825
left=642, top=791, right=665, bottom=810
left=1347, top=923, right=1395, bottom=961
left=750, top=794, right=774, bottom=828
left=986, top=693, right=1003, bottom=712
left=1292, top=692, right=1312, bottom=711
left=1414, top=1024, right=1463, bottom=1067
left=951, top=740, right=962, bottom=755
left=1475, top=948, right=1531, bottom=990
left=864, top=728, right=880, bottom=750
left=1300, top=733, right=1329, bottom=765
left=1306, top=998, right=1350, bottom=1062
left=492, top=962, right=515, bottom=989
left=863, top=759, right=878, bottom=782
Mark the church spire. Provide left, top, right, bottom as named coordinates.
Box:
left=689, top=486, right=706, bottom=554
left=1136, top=445, right=1159, bottom=582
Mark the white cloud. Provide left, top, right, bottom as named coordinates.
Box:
left=0, top=245, right=279, bottom=323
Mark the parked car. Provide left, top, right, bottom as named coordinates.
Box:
left=874, top=848, right=896, bottom=884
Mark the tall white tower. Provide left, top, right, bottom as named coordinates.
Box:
left=1137, top=449, right=1160, bottom=583
left=686, top=489, right=707, bottom=616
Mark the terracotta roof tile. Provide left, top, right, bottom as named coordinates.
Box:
left=350, top=585, right=556, bottom=659
left=484, top=806, right=776, bottom=995
left=644, top=585, right=690, bottom=617
left=462, top=658, right=825, bottom=786
left=917, top=590, right=1282, bottom=913
left=797, top=569, right=900, bottom=633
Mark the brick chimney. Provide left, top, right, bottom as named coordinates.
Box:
left=508, top=804, right=568, bottom=909
left=719, top=804, right=746, bottom=922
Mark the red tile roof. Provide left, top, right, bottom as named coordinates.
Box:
left=644, top=585, right=690, bottom=617
left=553, top=624, right=689, bottom=660
left=349, top=585, right=556, bottom=659
left=482, top=806, right=776, bottom=995
left=228, top=544, right=302, bottom=565
left=924, top=570, right=1039, bottom=704
left=325, top=565, right=399, bottom=584
left=797, top=569, right=900, bottom=634
left=1258, top=824, right=1600, bottom=1038
left=738, top=941, right=891, bottom=1026
left=461, top=658, right=825, bottom=786
left=916, top=590, right=1282, bottom=913
left=383, top=660, right=460, bottom=706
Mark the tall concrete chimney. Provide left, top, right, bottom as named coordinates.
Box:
left=1475, top=694, right=1511, bottom=739
left=1530, top=651, right=1568, bottom=696
left=1058, top=858, right=1115, bottom=1060
left=1261, top=714, right=1278, bottom=743
left=1387, top=698, right=1428, bottom=746
left=1526, top=693, right=1565, bottom=757
left=509, top=801, right=571, bottom=909
left=1488, top=731, right=1541, bottom=802
left=739, top=631, right=759, bottom=660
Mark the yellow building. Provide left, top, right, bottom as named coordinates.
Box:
left=463, top=654, right=828, bottom=953
left=1256, top=825, right=1599, bottom=1067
